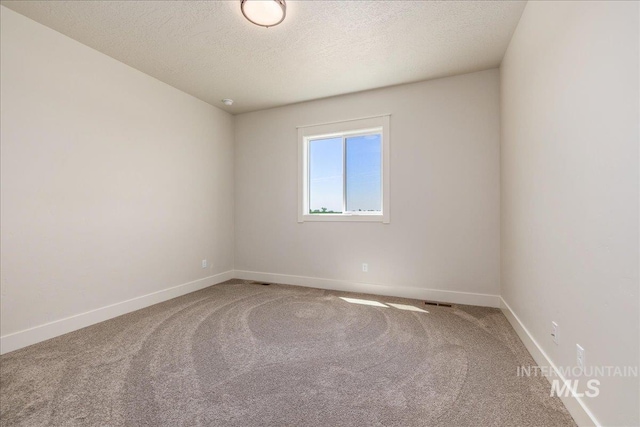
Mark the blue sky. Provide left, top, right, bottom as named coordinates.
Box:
left=309, top=134, right=381, bottom=212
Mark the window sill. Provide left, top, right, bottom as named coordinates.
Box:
left=298, top=214, right=389, bottom=223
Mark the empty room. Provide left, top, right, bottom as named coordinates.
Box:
left=0, top=1, right=638, bottom=426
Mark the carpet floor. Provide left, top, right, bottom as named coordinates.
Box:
left=1, top=279, right=576, bottom=426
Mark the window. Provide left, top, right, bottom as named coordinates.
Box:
left=298, top=115, right=389, bottom=222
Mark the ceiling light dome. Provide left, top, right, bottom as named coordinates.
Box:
left=241, top=0, right=286, bottom=28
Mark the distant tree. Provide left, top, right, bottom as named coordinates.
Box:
left=321, top=207, right=327, bottom=213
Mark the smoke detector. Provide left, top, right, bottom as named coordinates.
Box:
left=222, top=99, right=234, bottom=106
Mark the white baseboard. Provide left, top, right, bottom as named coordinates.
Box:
left=500, top=297, right=600, bottom=427
left=0, top=270, right=234, bottom=355
left=234, top=269, right=501, bottom=308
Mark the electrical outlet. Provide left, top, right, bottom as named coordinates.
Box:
left=551, top=321, right=559, bottom=344
left=576, top=344, right=585, bottom=371
left=201, top=259, right=208, bottom=269
left=362, top=263, right=368, bottom=272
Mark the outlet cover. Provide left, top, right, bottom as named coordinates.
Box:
left=577, top=344, right=585, bottom=370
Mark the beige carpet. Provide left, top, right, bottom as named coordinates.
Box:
left=0, top=279, right=575, bottom=426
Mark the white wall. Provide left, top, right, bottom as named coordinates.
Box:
left=0, top=7, right=235, bottom=347
left=234, top=69, right=501, bottom=305
left=500, top=2, right=639, bottom=426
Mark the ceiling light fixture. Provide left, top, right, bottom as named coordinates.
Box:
left=222, top=99, right=234, bottom=106
left=240, top=0, right=286, bottom=28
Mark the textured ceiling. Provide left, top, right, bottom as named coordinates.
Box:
left=1, top=1, right=526, bottom=114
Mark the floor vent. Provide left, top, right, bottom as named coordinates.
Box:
left=248, top=281, right=271, bottom=286
left=424, top=301, right=452, bottom=307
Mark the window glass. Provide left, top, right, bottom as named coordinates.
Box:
left=308, top=137, right=343, bottom=214
left=345, top=134, right=382, bottom=212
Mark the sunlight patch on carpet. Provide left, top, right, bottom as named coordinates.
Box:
left=339, top=297, right=388, bottom=307
left=386, top=303, right=429, bottom=313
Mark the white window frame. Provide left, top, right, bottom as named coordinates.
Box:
left=297, top=115, right=390, bottom=223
